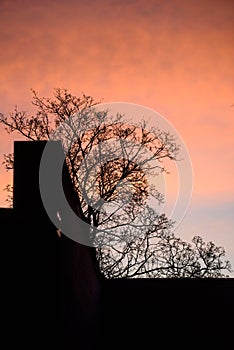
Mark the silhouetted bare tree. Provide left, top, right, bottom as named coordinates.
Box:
left=0, top=88, right=232, bottom=277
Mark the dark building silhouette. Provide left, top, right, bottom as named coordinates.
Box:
left=1, top=141, right=102, bottom=349
left=1, top=141, right=233, bottom=348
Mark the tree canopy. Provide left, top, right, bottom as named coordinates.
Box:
left=0, top=88, right=232, bottom=277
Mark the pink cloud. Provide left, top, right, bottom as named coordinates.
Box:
left=0, top=0, right=233, bottom=206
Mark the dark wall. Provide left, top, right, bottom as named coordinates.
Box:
left=102, top=278, right=234, bottom=347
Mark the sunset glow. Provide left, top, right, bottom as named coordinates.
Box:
left=0, top=0, right=233, bottom=270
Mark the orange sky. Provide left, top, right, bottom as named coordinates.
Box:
left=0, top=0, right=233, bottom=270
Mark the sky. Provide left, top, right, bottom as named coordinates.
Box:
left=0, top=0, right=233, bottom=274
